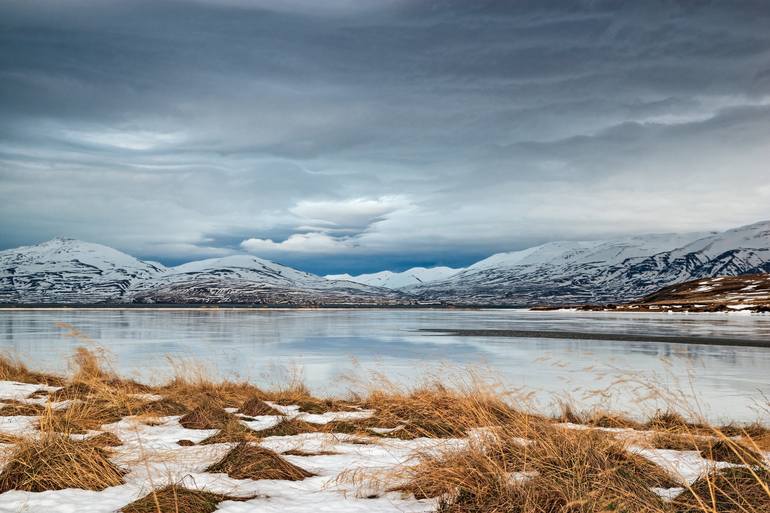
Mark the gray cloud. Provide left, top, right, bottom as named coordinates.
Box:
left=1, top=0, right=769, bottom=273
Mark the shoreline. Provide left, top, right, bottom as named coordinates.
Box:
left=419, top=328, right=770, bottom=349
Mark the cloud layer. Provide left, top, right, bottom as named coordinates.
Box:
left=1, top=0, right=770, bottom=273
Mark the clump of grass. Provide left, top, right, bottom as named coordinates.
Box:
left=650, top=432, right=702, bottom=451
left=557, top=404, right=642, bottom=429
left=121, top=484, right=255, bottom=513
left=136, top=398, right=190, bottom=417
left=255, top=418, right=320, bottom=437
left=698, top=438, right=766, bottom=465
left=238, top=396, right=282, bottom=416
left=283, top=448, right=339, bottom=456
left=0, top=433, right=22, bottom=445
left=38, top=395, right=146, bottom=434
left=403, top=420, right=680, bottom=513
left=206, top=442, right=314, bottom=481
left=199, top=418, right=261, bottom=444
left=646, top=410, right=705, bottom=433
left=0, top=433, right=125, bottom=492
left=749, top=431, right=770, bottom=451
left=179, top=405, right=232, bottom=430
left=0, top=354, right=63, bottom=385
left=674, top=466, right=770, bottom=513
left=156, top=362, right=263, bottom=411
left=361, top=382, right=524, bottom=440
left=718, top=422, right=769, bottom=439
left=323, top=418, right=382, bottom=435
left=47, top=382, right=97, bottom=402
left=0, top=400, right=45, bottom=416
left=85, top=431, right=123, bottom=448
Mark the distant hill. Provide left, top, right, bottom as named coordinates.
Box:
left=599, top=274, right=770, bottom=313
left=325, top=266, right=460, bottom=289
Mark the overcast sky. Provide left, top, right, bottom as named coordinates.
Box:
left=1, top=0, right=769, bottom=274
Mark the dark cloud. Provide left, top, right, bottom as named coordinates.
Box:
left=1, top=0, right=769, bottom=272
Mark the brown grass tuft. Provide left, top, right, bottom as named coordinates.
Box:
left=698, top=438, right=766, bottom=465
left=282, top=448, right=339, bottom=456
left=238, top=397, right=282, bottom=416
left=136, top=398, right=190, bottom=417
left=0, top=354, right=63, bottom=385
left=0, top=434, right=125, bottom=492
left=404, top=418, right=681, bottom=513
left=85, top=431, right=123, bottom=448
left=179, top=405, right=232, bottom=430
left=206, top=442, right=314, bottom=481
left=646, top=410, right=705, bottom=433
left=199, top=418, right=261, bottom=444
left=362, top=383, right=524, bottom=440
left=256, top=418, right=320, bottom=437
left=650, top=432, right=703, bottom=451
left=121, top=484, right=255, bottom=513
left=0, top=400, right=45, bottom=416
left=674, top=466, right=770, bottom=513
left=38, top=396, right=146, bottom=434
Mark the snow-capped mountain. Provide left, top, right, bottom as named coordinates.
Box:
left=411, top=221, right=770, bottom=305
left=129, top=255, right=403, bottom=305
left=0, top=240, right=402, bottom=305
left=0, top=238, right=165, bottom=304
left=325, top=266, right=460, bottom=289
left=2, top=221, right=769, bottom=306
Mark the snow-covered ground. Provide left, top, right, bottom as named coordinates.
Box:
left=0, top=379, right=767, bottom=512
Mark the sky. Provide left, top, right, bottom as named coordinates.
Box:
left=1, top=0, right=770, bottom=275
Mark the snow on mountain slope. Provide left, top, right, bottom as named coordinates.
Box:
left=325, top=266, right=460, bottom=289
left=412, top=223, right=770, bottom=305
left=0, top=238, right=165, bottom=304
left=2, top=221, right=769, bottom=305
left=130, top=255, right=402, bottom=305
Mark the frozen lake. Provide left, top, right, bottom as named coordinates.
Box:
left=1, top=308, right=769, bottom=422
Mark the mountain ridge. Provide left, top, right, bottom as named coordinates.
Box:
left=1, top=220, right=769, bottom=305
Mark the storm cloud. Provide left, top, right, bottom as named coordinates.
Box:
left=1, top=0, right=769, bottom=273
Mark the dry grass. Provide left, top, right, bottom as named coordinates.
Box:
left=0, top=400, right=45, bottom=416
left=178, top=405, right=232, bottom=430
left=674, top=466, right=770, bottom=513
left=156, top=363, right=263, bottom=411
left=199, top=418, right=261, bottom=444
left=0, top=433, right=125, bottom=492
left=38, top=394, right=148, bottom=434
left=282, top=448, right=339, bottom=456
left=256, top=418, right=320, bottom=437
left=698, top=438, right=766, bottom=466
left=136, top=398, right=190, bottom=417
left=403, top=424, right=681, bottom=513
left=650, top=432, right=704, bottom=451
left=645, top=410, right=706, bottom=434
left=85, top=431, right=123, bottom=448
left=0, top=354, right=63, bottom=385
left=360, top=382, right=530, bottom=440
left=121, top=484, right=255, bottom=513
left=238, top=396, right=283, bottom=416
left=206, top=442, right=314, bottom=480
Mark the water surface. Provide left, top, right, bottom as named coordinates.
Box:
left=1, top=309, right=769, bottom=422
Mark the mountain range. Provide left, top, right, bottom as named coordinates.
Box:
left=1, top=220, right=769, bottom=306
